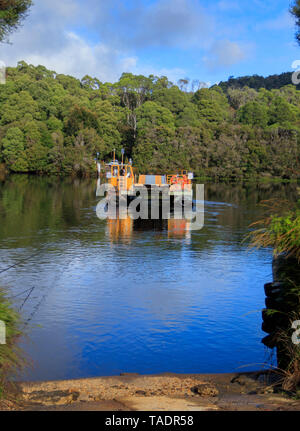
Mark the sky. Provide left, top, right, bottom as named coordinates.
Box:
left=0, top=0, right=300, bottom=85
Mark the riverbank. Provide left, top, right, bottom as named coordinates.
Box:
left=2, top=371, right=300, bottom=411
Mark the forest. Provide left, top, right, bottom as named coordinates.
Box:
left=218, top=72, right=300, bottom=92
left=0, top=62, right=299, bottom=180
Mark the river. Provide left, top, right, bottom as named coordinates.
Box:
left=0, top=175, right=298, bottom=381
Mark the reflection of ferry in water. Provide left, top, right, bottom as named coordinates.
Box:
left=106, top=213, right=191, bottom=243
left=99, top=150, right=194, bottom=204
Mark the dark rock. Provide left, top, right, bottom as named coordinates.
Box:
left=191, top=384, right=219, bottom=397
left=231, top=375, right=248, bottom=386
left=25, top=390, right=79, bottom=405
left=262, top=334, right=277, bottom=349
left=264, top=282, right=284, bottom=298
left=135, top=390, right=147, bottom=396
left=273, top=255, right=300, bottom=283
left=231, top=374, right=260, bottom=392
left=262, top=309, right=289, bottom=332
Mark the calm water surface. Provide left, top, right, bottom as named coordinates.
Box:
left=0, top=176, right=298, bottom=381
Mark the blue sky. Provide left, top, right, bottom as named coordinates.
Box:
left=0, top=0, right=299, bottom=85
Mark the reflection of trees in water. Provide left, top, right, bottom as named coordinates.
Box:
left=205, top=182, right=298, bottom=207
left=0, top=175, right=298, bottom=253
left=0, top=175, right=105, bottom=319
left=0, top=174, right=103, bottom=250
left=203, top=182, right=299, bottom=238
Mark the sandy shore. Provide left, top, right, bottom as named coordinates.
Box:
left=1, top=371, right=300, bottom=411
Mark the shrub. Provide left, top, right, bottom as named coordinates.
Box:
left=0, top=290, right=23, bottom=397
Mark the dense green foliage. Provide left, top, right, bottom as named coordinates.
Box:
left=219, top=72, right=300, bottom=92
left=251, top=200, right=300, bottom=262
left=0, top=0, right=32, bottom=42
left=268, top=207, right=300, bottom=261
left=0, top=62, right=299, bottom=180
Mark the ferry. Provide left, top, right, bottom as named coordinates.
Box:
left=98, top=150, right=194, bottom=204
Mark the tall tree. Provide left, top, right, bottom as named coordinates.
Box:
left=291, top=0, right=300, bottom=45
left=0, top=0, right=32, bottom=42
left=115, top=73, right=154, bottom=138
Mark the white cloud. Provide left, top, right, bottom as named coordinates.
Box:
left=1, top=28, right=187, bottom=84
left=0, top=0, right=250, bottom=82
left=204, top=40, right=246, bottom=71
left=2, top=30, right=141, bottom=82
left=0, top=0, right=211, bottom=81
left=116, top=0, right=215, bottom=50
left=0, top=0, right=212, bottom=82
left=0, top=0, right=136, bottom=81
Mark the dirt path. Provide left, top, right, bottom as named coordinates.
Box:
left=3, top=372, right=300, bottom=411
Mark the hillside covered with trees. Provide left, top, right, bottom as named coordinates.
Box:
left=0, top=62, right=299, bottom=180
left=218, top=72, right=300, bottom=92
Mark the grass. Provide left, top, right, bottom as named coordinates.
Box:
left=248, top=198, right=300, bottom=262
left=248, top=195, right=300, bottom=394
left=273, top=312, right=300, bottom=393
left=0, top=290, right=24, bottom=399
